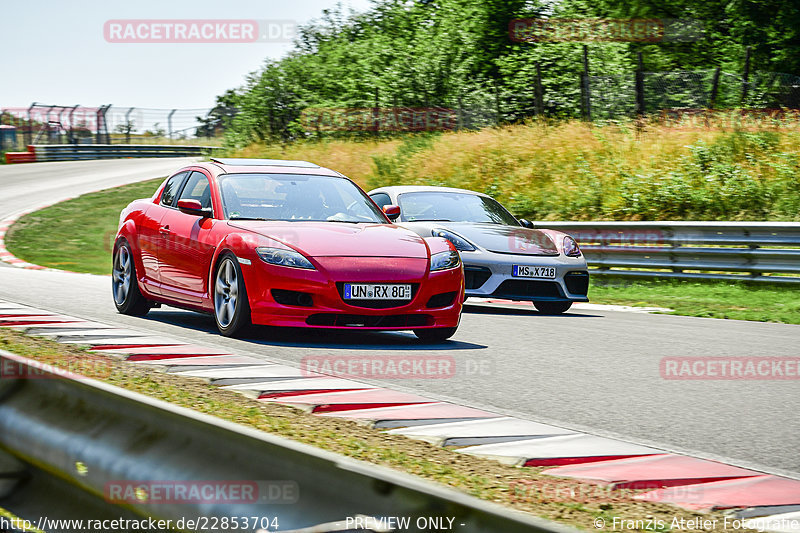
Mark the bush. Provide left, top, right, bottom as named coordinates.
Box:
left=238, top=120, right=800, bottom=221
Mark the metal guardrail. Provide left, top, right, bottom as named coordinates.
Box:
left=533, top=221, right=800, bottom=283
left=33, top=144, right=219, bottom=161
left=5, top=144, right=218, bottom=163
left=0, top=350, right=571, bottom=533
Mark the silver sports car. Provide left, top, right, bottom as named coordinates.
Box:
left=368, top=186, right=589, bottom=314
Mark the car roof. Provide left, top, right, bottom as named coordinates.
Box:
left=370, top=185, right=492, bottom=198
left=211, top=158, right=319, bottom=168
left=194, top=158, right=343, bottom=177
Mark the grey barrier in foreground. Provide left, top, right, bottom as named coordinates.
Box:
left=0, top=350, right=573, bottom=533
left=534, top=221, right=800, bottom=283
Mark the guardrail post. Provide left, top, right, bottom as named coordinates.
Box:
left=667, top=226, right=683, bottom=273
left=746, top=229, right=761, bottom=278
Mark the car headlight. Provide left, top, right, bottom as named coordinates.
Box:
left=431, top=229, right=476, bottom=252
left=430, top=250, right=461, bottom=272
left=256, top=247, right=315, bottom=269
left=563, top=236, right=582, bottom=257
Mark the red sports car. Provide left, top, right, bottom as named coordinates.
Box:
left=112, top=158, right=464, bottom=340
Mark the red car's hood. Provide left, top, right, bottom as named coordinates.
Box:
left=228, top=221, right=429, bottom=258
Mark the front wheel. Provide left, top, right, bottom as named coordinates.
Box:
left=214, top=254, right=251, bottom=337
left=414, top=327, right=458, bottom=343
left=533, top=301, right=573, bottom=315
left=112, top=240, right=151, bottom=316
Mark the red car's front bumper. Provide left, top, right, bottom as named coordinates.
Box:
left=239, top=255, right=464, bottom=330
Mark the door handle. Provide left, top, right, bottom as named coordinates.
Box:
left=159, top=225, right=170, bottom=235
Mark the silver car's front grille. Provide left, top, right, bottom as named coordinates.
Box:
left=464, top=266, right=492, bottom=290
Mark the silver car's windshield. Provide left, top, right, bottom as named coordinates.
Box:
left=398, top=191, right=520, bottom=225
left=219, top=173, right=387, bottom=223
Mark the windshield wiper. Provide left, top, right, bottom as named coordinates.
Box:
left=411, top=218, right=452, bottom=222
left=229, top=217, right=270, bottom=221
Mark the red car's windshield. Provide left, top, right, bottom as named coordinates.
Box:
left=219, top=173, right=387, bottom=223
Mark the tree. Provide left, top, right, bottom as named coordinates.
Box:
left=196, top=90, right=239, bottom=138
left=113, top=120, right=135, bottom=135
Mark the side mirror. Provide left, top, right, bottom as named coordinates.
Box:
left=383, top=204, right=401, bottom=221
left=177, top=199, right=211, bottom=217
left=518, top=218, right=534, bottom=229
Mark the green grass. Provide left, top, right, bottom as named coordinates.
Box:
left=591, top=277, right=800, bottom=323
left=5, top=178, right=163, bottom=275
left=4, top=177, right=799, bottom=324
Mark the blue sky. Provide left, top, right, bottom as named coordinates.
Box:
left=0, top=0, right=372, bottom=109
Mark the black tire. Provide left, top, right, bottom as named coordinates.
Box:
left=213, top=253, right=252, bottom=337
left=533, top=301, right=573, bottom=314
left=112, top=240, right=151, bottom=316
left=414, top=327, right=458, bottom=342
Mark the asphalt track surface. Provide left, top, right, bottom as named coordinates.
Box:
left=0, top=159, right=798, bottom=478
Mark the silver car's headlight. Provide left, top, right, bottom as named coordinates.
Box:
left=256, top=247, right=315, bottom=269
left=563, top=236, right=582, bottom=257
left=430, top=250, right=461, bottom=272
left=431, top=228, right=476, bottom=252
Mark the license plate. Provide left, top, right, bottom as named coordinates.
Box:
left=512, top=265, right=556, bottom=279
left=343, top=283, right=412, bottom=300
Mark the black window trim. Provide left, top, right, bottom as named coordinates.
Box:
left=160, top=171, right=190, bottom=208
left=369, top=192, right=393, bottom=209
left=176, top=170, right=215, bottom=217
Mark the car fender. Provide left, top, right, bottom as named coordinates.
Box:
left=206, top=232, right=286, bottom=300
left=114, top=216, right=147, bottom=280
left=423, top=236, right=456, bottom=256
